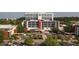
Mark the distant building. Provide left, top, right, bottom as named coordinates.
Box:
left=75, top=22, right=79, bottom=35
left=75, top=25, right=79, bottom=35
left=24, top=12, right=60, bottom=32
left=0, top=25, right=17, bottom=39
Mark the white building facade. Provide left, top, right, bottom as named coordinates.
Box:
left=75, top=25, right=79, bottom=35
left=24, top=12, right=60, bottom=32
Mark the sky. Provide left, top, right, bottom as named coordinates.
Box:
left=54, top=12, right=79, bottom=17
left=0, top=12, right=25, bottom=19
left=0, top=12, right=79, bottom=18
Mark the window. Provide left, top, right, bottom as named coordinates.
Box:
left=42, top=21, right=55, bottom=27
left=28, top=21, right=38, bottom=27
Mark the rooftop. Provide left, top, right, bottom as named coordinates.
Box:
left=25, top=12, right=53, bottom=14
left=0, top=25, right=16, bottom=29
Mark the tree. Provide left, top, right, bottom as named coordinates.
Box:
left=0, top=31, right=3, bottom=43
left=64, top=25, right=72, bottom=32
left=10, top=35, right=16, bottom=40
left=40, top=36, right=59, bottom=46
left=24, top=38, right=33, bottom=46
left=52, top=28, right=57, bottom=33
left=17, top=24, right=24, bottom=33
left=17, top=17, right=25, bottom=21
left=9, top=20, right=15, bottom=25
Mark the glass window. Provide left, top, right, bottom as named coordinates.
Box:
left=28, top=21, right=38, bottom=27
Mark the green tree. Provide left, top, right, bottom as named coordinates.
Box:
left=17, top=24, right=24, bottom=33
left=52, top=28, right=59, bottom=33
left=24, top=38, right=33, bottom=46
left=0, top=31, right=3, bottom=43
left=10, top=35, right=16, bottom=40
left=41, top=36, right=59, bottom=46
left=64, top=25, right=72, bottom=32
left=9, top=20, right=14, bottom=25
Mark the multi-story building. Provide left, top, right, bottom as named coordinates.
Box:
left=75, top=26, right=79, bottom=35
left=75, top=22, right=79, bottom=35
left=24, top=12, right=60, bottom=32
